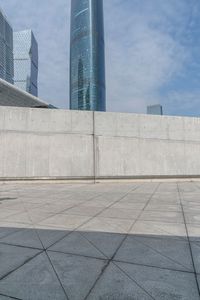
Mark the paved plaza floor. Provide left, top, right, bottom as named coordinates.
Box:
left=0, top=181, right=199, bottom=300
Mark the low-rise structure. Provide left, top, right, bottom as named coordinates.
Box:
left=0, top=78, right=48, bottom=108
left=147, top=104, right=163, bottom=115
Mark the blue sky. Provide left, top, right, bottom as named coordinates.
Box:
left=1, top=0, right=200, bottom=116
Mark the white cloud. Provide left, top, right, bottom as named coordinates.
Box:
left=104, top=0, right=190, bottom=113
left=164, top=90, right=200, bottom=116
left=0, top=0, right=199, bottom=115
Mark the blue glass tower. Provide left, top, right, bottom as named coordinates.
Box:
left=70, top=0, right=106, bottom=111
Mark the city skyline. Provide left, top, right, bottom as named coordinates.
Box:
left=1, top=0, right=200, bottom=117
left=70, top=0, right=106, bottom=111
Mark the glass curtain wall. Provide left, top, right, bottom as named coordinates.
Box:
left=0, top=9, right=14, bottom=84
left=70, top=0, right=106, bottom=111
left=14, top=30, right=38, bottom=97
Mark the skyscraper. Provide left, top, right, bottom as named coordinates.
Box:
left=0, top=8, right=14, bottom=84
left=147, top=104, right=163, bottom=116
left=13, top=30, right=38, bottom=97
left=70, top=0, right=106, bottom=111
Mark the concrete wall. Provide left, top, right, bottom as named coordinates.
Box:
left=95, top=112, right=200, bottom=178
left=1, top=106, right=200, bottom=179
left=0, top=107, right=94, bottom=179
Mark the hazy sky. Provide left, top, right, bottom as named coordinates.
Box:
left=1, top=0, right=200, bottom=116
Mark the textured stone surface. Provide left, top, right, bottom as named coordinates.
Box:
left=0, top=181, right=199, bottom=299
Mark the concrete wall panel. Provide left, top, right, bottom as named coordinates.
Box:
left=0, top=132, right=4, bottom=177
left=3, top=107, right=28, bottom=131
left=49, top=134, right=93, bottom=177
left=95, top=112, right=140, bottom=137
left=1, top=106, right=200, bottom=179
left=3, top=132, right=27, bottom=177
left=96, top=136, right=140, bottom=177
left=26, top=134, right=50, bottom=177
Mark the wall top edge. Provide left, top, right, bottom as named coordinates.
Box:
left=0, top=106, right=200, bottom=122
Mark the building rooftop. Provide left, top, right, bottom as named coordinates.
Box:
left=0, top=181, right=199, bottom=299
left=0, top=78, right=49, bottom=108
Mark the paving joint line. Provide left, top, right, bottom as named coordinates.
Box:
left=27, top=184, right=135, bottom=299
left=113, top=258, right=194, bottom=274
left=137, top=219, right=185, bottom=225
left=93, top=182, right=161, bottom=299
left=112, top=261, right=156, bottom=300
left=10, top=190, right=107, bottom=251
left=44, top=251, right=69, bottom=300
left=127, top=183, right=161, bottom=237
left=84, top=183, right=152, bottom=299
left=0, top=250, right=43, bottom=281
left=47, top=247, right=195, bottom=274
left=0, top=241, right=42, bottom=251
left=0, top=187, right=92, bottom=300
left=0, top=293, right=22, bottom=300
left=18, top=208, right=70, bottom=300
left=84, top=260, right=110, bottom=300
left=132, top=236, right=193, bottom=272
left=0, top=227, right=25, bottom=241
left=45, top=183, right=142, bottom=250
left=133, top=232, right=187, bottom=242
left=47, top=248, right=107, bottom=262
left=177, top=183, right=200, bottom=297
left=1, top=183, right=196, bottom=299
left=84, top=182, right=159, bottom=296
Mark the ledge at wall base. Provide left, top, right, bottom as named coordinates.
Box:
left=0, top=175, right=200, bottom=184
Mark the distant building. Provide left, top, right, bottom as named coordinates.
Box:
left=70, top=0, right=106, bottom=111
left=0, top=8, right=14, bottom=84
left=13, top=30, right=38, bottom=97
left=147, top=104, right=163, bottom=116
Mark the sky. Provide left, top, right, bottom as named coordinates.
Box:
left=1, top=0, right=200, bottom=116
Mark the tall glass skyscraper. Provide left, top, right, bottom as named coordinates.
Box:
left=13, top=30, right=38, bottom=97
left=0, top=8, right=14, bottom=84
left=70, top=0, right=106, bottom=111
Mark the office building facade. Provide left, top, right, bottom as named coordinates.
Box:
left=147, top=104, right=163, bottom=116
left=70, top=0, right=106, bottom=111
left=0, top=8, right=14, bottom=84
left=13, top=30, right=38, bottom=97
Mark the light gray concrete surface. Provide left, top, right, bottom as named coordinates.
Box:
left=0, top=181, right=200, bottom=299
left=0, top=79, right=49, bottom=108
left=1, top=106, right=200, bottom=179
left=0, top=107, right=94, bottom=178
left=95, top=112, right=200, bottom=178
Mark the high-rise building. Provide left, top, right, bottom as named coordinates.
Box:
left=70, top=0, right=106, bottom=111
left=13, top=30, right=38, bottom=97
left=0, top=8, right=14, bottom=84
left=147, top=104, right=163, bottom=116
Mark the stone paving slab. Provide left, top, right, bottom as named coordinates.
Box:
left=116, top=261, right=199, bottom=300
left=0, top=244, right=41, bottom=279
left=0, top=181, right=200, bottom=299
left=0, top=252, right=67, bottom=300
left=87, top=262, right=153, bottom=300
left=114, top=235, right=193, bottom=272
left=0, top=228, right=43, bottom=249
